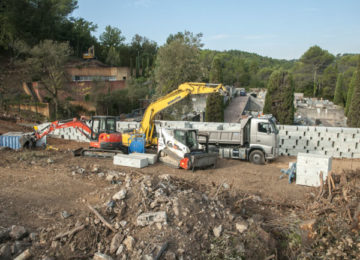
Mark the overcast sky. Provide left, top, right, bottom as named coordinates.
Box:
left=73, top=0, right=360, bottom=60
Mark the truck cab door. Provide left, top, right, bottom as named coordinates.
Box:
left=252, top=120, right=274, bottom=155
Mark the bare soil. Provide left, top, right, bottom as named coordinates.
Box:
left=1, top=121, right=359, bottom=259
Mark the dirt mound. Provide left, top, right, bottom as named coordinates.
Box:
left=1, top=170, right=276, bottom=259
left=0, top=119, right=32, bottom=134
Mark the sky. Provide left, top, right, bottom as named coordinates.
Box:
left=72, top=0, right=360, bottom=60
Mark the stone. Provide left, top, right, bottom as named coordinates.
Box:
left=13, top=248, right=31, bottom=260
left=120, top=220, right=127, bottom=227
left=112, top=189, right=127, bottom=201
left=123, top=236, right=135, bottom=252
left=129, top=153, right=157, bottom=164
left=11, top=241, right=30, bottom=256
left=61, top=211, right=72, bottom=219
left=91, top=165, right=99, bottom=173
left=116, top=244, right=124, bottom=255
left=0, top=243, right=11, bottom=259
left=222, top=183, right=230, bottom=189
left=0, top=227, right=10, bottom=242
left=29, top=232, right=38, bottom=241
left=136, top=211, right=167, bottom=227
left=93, top=252, right=114, bottom=260
left=110, top=233, right=124, bottom=254
left=113, top=154, right=148, bottom=168
left=164, top=251, right=177, bottom=260
left=172, top=198, right=179, bottom=216
left=213, top=225, right=223, bottom=237
left=235, top=221, right=248, bottom=233
left=47, top=158, right=54, bottom=164
left=51, top=240, right=59, bottom=249
left=10, top=225, right=27, bottom=240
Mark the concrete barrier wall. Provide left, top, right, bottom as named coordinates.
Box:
left=41, top=120, right=360, bottom=159
left=278, top=125, right=360, bottom=158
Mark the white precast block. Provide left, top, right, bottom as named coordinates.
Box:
left=129, top=153, right=158, bottom=164
left=113, top=154, right=148, bottom=168
left=296, top=153, right=332, bottom=187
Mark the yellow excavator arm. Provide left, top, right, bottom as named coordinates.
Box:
left=122, top=82, right=227, bottom=147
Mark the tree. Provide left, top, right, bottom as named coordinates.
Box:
left=22, top=40, right=72, bottom=119
left=347, top=56, right=360, bottom=127
left=154, top=31, right=202, bottom=119
left=154, top=31, right=202, bottom=95
left=67, top=18, right=97, bottom=57
left=99, top=25, right=125, bottom=65
left=333, top=73, right=344, bottom=106
left=321, top=64, right=338, bottom=100
left=0, top=0, right=78, bottom=48
left=206, top=57, right=224, bottom=122
left=345, top=71, right=357, bottom=115
left=105, top=46, right=120, bottom=66
left=99, top=25, right=125, bottom=49
left=299, top=45, right=334, bottom=96
left=263, top=70, right=294, bottom=124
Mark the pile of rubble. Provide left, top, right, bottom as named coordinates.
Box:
left=0, top=169, right=276, bottom=259
left=297, top=169, right=360, bottom=259
left=266, top=169, right=360, bottom=259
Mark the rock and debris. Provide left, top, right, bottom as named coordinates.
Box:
left=1, top=140, right=359, bottom=259
left=5, top=171, right=275, bottom=259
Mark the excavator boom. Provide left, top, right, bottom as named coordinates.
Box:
left=130, top=82, right=227, bottom=146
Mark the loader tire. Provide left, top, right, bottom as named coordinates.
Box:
left=249, top=150, right=265, bottom=165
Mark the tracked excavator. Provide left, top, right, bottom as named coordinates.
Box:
left=24, top=116, right=127, bottom=157
left=121, top=82, right=228, bottom=169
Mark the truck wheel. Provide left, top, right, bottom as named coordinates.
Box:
left=249, top=150, right=265, bottom=165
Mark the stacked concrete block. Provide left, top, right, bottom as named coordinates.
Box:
left=113, top=154, right=148, bottom=168
left=296, top=153, right=332, bottom=187
left=129, top=153, right=158, bottom=164
left=35, top=123, right=90, bottom=143
left=280, top=125, right=360, bottom=159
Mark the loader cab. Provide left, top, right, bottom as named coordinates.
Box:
left=173, top=129, right=199, bottom=151
left=90, top=116, right=117, bottom=140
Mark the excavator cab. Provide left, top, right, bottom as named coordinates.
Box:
left=90, top=116, right=117, bottom=140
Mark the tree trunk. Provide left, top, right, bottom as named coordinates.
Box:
left=313, top=69, right=317, bottom=97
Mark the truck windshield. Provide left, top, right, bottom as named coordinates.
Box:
left=269, top=119, right=278, bottom=134
left=174, top=130, right=198, bottom=150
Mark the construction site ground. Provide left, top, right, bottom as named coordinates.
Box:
left=1, top=119, right=359, bottom=259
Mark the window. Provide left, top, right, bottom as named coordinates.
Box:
left=174, top=130, right=198, bottom=150
left=258, top=122, right=270, bottom=133
left=123, top=76, right=126, bottom=80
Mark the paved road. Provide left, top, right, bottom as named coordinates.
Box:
left=224, top=95, right=249, bottom=123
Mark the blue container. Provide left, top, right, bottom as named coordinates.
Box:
left=129, top=134, right=145, bottom=153
left=0, top=134, right=22, bottom=150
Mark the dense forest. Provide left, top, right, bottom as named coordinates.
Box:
left=1, top=0, right=359, bottom=124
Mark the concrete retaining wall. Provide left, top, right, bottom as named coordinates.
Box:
left=40, top=119, right=360, bottom=159
left=278, top=125, right=360, bottom=158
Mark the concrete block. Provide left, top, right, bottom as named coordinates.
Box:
left=113, top=154, right=148, bottom=168
left=283, top=125, right=298, bottom=131
left=136, top=211, right=167, bottom=226
left=326, top=127, right=343, bottom=133
left=296, top=153, right=332, bottom=187
left=342, top=128, right=358, bottom=134
left=129, top=153, right=157, bottom=164
left=353, top=153, right=360, bottom=159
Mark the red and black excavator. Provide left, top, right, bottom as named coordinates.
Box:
left=30, top=116, right=127, bottom=157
